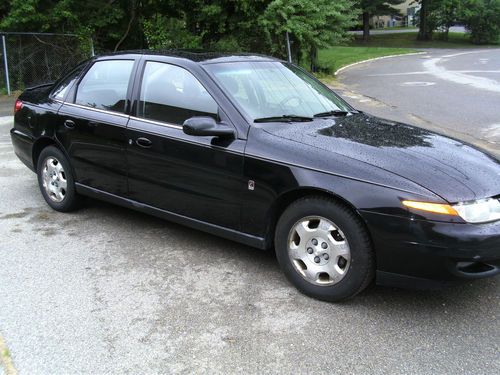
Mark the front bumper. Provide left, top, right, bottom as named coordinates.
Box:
left=361, top=211, right=500, bottom=288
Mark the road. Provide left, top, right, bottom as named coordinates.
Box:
left=335, top=48, right=500, bottom=157
left=1, top=49, right=500, bottom=373
left=350, top=26, right=465, bottom=35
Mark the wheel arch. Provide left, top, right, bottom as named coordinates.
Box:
left=265, top=187, right=372, bottom=250
left=32, top=137, right=57, bottom=168
left=32, top=137, right=76, bottom=178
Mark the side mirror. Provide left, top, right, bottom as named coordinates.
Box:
left=183, top=116, right=235, bottom=138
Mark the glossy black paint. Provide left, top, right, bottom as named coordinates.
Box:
left=10, top=50, right=500, bottom=288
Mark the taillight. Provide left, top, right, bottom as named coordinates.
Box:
left=14, top=99, right=23, bottom=114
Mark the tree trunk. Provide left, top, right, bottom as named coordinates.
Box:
left=114, top=1, right=136, bottom=51
left=417, top=0, right=431, bottom=41
left=362, top=12, right=370, bottom=42
left=310, top=46, right=317, bottom=72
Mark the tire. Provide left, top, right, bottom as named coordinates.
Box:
left=275, top=196, right=374, bottom=302
left=37, top=145, right=80, bottom=212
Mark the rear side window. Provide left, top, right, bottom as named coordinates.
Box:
left=52, top=63, right=87, bottom=101
left=75, top=60, right=134, bottom=113
left=138, top=61, right=218, bottom=125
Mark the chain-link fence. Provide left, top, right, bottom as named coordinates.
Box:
left=0, top=32, right=94, bottom=95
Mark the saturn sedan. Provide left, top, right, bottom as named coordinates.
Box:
left=10, top=51, right=500, bottom=301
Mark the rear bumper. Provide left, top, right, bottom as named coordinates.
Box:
left=361, top=211, right=500, bottom=288
left=10, top=128, right=35, bottom=171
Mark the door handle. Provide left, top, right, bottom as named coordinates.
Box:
left=64, top=119, right=76, bottom=129
left=136, top=137, right=153, bottom=148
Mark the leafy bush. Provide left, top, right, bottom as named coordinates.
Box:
left=143, top=16, right=201, bottom=50
left=461, top=0, right=500, bottom=44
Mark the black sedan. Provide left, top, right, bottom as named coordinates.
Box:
left=11, top=51, right=500, bottom=301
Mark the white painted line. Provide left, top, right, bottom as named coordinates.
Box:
left=369, top=70, right=500, bottom=77
left=401, top=81, right=436, bottom=87
left=423, top=51, right=500, bottom=93
left=441, top=50, right=493, bottom=58
left=334, top=52, right=426, bottom=76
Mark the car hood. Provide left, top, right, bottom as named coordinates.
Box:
left=262, top=113, right=500, bottom=203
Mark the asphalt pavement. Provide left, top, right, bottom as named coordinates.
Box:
left=1, top=49, right=500, bottom=374
left=335, top=48, right=500, bottom=158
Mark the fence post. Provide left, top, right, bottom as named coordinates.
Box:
left=90, top=37, right=95, bottom=57
left=1, top=35, right=11, bottom=96
left=285, top=31, right=292, bottom=63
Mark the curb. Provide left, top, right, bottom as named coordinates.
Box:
left=334, top=52, right=427, bottom=76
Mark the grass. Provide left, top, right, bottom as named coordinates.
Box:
left=316, top=31, right=499, bottom=79
left=317, top=46, right=417, bottom=75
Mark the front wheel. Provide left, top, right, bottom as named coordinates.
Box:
left=275, top=196, right=374, bottom=302
left=37, top=146, right=80, bottom=212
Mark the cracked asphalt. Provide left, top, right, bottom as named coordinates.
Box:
left=1, top=49, right=500, bottom=374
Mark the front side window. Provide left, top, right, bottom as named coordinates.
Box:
left=205, top=61, right=351, bottom=120
left=75, top=60, right=134, bottom=113
left=138, top=61, right=218, bottom=125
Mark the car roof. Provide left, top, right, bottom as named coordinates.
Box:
left=97, top=49, right=281, bottom=64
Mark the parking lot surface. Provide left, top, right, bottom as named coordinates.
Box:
left=1, top=50, right=500, bottom=373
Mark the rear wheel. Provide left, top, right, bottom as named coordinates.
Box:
left=275, top=196, right=374, bottom=301
left=37, top=146, right=80, bottom=212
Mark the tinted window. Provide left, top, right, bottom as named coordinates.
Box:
left=52, top=63, right=86, bottom=100
left=75, top=60, right=134, bottom=113
left=138, top=62, right=218, bottom=125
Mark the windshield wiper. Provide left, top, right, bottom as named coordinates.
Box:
left=313, top=110, right=351, bottom=118
left=254, top=115, right=313, bottom=123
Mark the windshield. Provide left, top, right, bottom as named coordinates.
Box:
left=205, top=61, right=351, bottom=121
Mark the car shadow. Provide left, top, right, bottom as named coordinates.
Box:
left=81, top=197, right=498, bottom=314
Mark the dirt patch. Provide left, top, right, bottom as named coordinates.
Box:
left=0, top=211, right=30, bottom=220
left=27, top=212, right=52, bottom=223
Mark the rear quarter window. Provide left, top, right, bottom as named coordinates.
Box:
left=51, top=63, right=87, bottom=101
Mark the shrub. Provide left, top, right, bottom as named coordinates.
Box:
left=461, top=0, right=500, bottom=44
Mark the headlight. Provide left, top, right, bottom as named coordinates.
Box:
left=402, top=198, right=500, bottom=223
left=452, top=198, right=500, bottom=223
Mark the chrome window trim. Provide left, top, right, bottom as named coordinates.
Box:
left=59, top=100, right=130, bottom=119
left=129, top=116, right=182, bottom=130
left=56, top=98, right=187, bottom=129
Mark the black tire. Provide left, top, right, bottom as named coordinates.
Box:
left=37, top=145, right=80, bottom=212
left=275, top=196, right=374, bottom=302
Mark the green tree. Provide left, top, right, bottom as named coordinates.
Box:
left=0, top=0, right=361, bottom=60
left=427, top=0, right=462, bottom=40
left=260, top=0, right=358, bottom=70
left=142, top=14, right=201, bottom=50
left=461, top=0, right=500, bottom=44
left=358, top=0, right=405, bottom=42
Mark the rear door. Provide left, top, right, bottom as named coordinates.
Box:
left=56, top=58, right=136, bottom=195
left=126, top=60, right=245, bottom=230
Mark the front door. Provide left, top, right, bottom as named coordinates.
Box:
left=126, top=61, right=245, bottom=231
